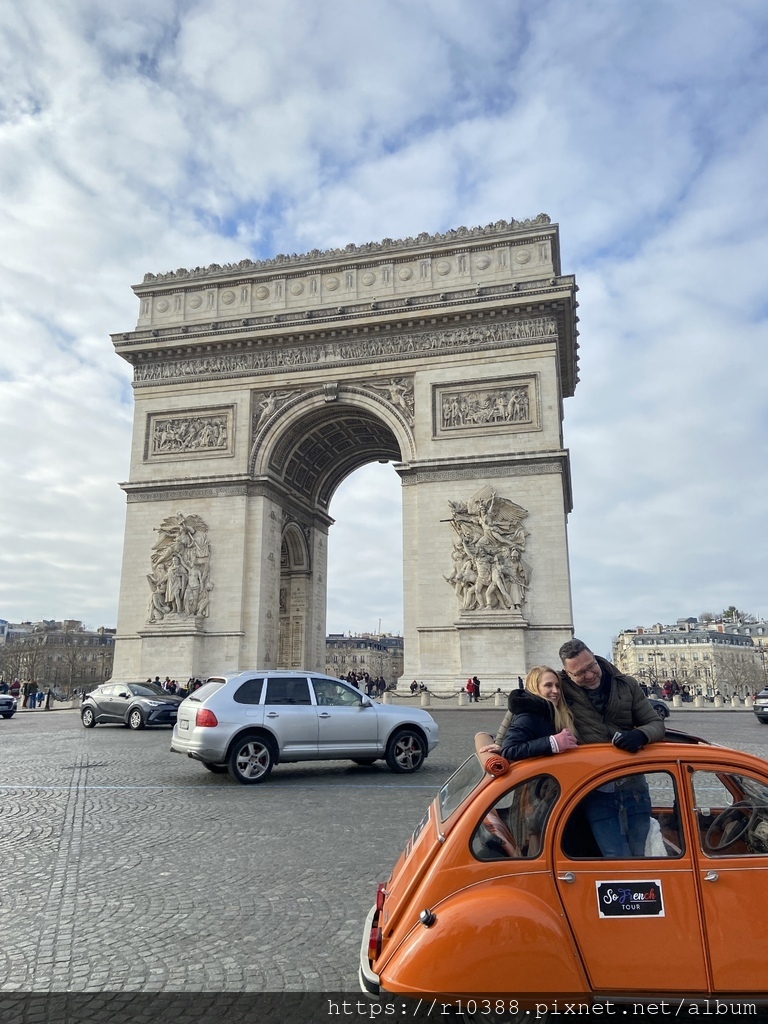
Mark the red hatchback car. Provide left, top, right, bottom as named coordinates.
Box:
left=360, top=730, right=768, bottom=1007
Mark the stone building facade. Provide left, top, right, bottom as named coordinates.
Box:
left=324, top=633, right=403, bottom=685
left=0, top=620, right=115, bottom=692
left=612, top=619, right=764, bottom=698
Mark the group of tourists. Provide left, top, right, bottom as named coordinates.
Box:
left=342, top=672, right=388, bottom=698
left=0, top=679, right=54, bottom=708
left=148, top=676, right=204, bottom=697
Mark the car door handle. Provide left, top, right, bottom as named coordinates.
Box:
left=557, top=872, right=575, bottom=883
left=703, top=870, right=719, bottom=882
left=318, top=712, right=331, bottom=718
left=266, top=712, right=279, bottom=718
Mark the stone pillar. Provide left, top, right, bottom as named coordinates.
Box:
left=495, top=691, right=505, bottom=707
left=672, top=695, right=682, bottom=708
left=714, top=695, right=724, bottom=708
left=420, top=692, right=430, bottom=708
left=694, top=694, right=705, bottom=708
left=458, top=691, right=468, bottom=706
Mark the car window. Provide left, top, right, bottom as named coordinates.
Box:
left=311, top=678, right=363, bottom=706
left=233, top=678, right=264, bottom=705
left=690, top=770, right=768, bottom=857
left=438, top=755, right=487, bottom=822
left=264, top=677, right=312, bottom=705
left=562, top=771, right=682, bottom=860
left=472, top=775, right=560, bottom=860
left=129, top=683, right=167, bottom=697
left=189, top=680, right=225, bottom=702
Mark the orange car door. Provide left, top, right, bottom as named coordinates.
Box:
left=687, top=765, right=768, bottom=993
left=553, top=768, right=709, bottom=993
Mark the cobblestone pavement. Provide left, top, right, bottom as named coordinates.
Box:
left=1, top=707, right=767, bottom=994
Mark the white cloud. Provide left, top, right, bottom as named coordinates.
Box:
left=0, top=0, right=766, bottom=667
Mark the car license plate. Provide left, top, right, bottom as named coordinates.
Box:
left=180, top=719, right=188, bottom=729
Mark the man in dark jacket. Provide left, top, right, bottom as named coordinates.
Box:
left=558, top=638, right=664, bottom=857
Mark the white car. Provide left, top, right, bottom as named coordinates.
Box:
left=170, top=670, right=439, bottom=784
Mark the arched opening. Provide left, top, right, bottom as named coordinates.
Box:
left=266, top=398, right=407, bottom=671
left=326, top=461, right=403, bottom=635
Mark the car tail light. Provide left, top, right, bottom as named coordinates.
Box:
left=195, top=708, right=218, bottom=728
left=375, top=883, right=386, bottom=912
left=368, top=925, right=383, bottom=962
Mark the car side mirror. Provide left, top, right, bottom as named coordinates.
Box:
left=118, top=691, right=130, bottom=699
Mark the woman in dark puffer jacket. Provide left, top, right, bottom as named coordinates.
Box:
left=482, top=666, right=578, bottom=760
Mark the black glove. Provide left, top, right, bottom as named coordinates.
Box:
left=612, top=730, right=646, bottom=753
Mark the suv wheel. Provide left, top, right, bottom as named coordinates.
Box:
left=757, top=716, right=768, bottom=725
left=81, top=706, right=96, bottom=728
left=128, top=708, right=145, bottom=730
left=386, top=729, right=426, bottom=774
left=228, top=734, right=275, bottom=784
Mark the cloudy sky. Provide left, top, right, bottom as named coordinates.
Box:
left=1, top=0, right=767, bottom=656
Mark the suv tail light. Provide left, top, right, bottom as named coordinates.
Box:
left=195, top=708, right=218, bottom=728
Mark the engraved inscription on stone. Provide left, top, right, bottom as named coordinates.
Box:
left=443, top=487, right=532, bottom=615
left=434, top=376, right=539, bottom=437
left=146, top=407, right=233, bottom=460
left=146, top=512, right=213, bottom=623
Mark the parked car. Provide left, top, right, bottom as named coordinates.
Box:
left=754, top=688, right=768, bottom=724
left=170, top=670, right=439, bottom=784
left=360, top=729, right=768, bottom=1004
left=649, top=696, right=670, bottom=720
left=0, top=694, right=17, bottom=719
left=81, top=682, right=183, bottom=730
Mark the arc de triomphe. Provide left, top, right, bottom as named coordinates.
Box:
left=110, top=215, right=578, bottom=688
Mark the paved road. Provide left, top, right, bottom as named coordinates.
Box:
left=1, top=707, right=767, bottom=994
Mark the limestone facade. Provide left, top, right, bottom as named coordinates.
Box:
left=111, top=216, right=579, bottom=687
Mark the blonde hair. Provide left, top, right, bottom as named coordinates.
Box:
left=525, top=666, right=575, bottom=733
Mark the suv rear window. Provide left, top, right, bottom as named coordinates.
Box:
left=188, top=680, right=225, bottom=702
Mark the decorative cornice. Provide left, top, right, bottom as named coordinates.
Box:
left=137, top=216, right=552, bottom=287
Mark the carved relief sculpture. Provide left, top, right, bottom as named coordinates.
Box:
left=151, top=414, right=228, bottom=454
left=146, top=512, right=213, bottom=622
left=443, top=488, right=531, bottom=614
left=365, top=377, right=415, bottom=425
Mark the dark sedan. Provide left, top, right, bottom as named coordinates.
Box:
left=81, top=682, right=182, bottom=730
left=649, top=696, right=670, bottom=720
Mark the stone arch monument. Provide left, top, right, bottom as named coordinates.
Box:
left=110, top=215, right=579, bottom=688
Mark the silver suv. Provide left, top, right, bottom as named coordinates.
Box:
left=170, top=671, right=439, bottom=784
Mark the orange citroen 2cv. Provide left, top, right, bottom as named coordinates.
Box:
left=360, top=730, right=768, bottom=1008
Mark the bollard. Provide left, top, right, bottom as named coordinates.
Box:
left=458, top=691, right=468, bottom=706
left=382, top=691, right=392, bottom=704
left=694, top=695, right=705, bottom=708
left=714, top=695, right=724, bottom=708
left=745, top=696, right=754, bottom=708
left=420, top=692, right=430, bottom=708
left=495, top=691, right=505, bottom=707
left=672, top=695, right=682, bottom=708
left=730, top=695, right=739, bottom=708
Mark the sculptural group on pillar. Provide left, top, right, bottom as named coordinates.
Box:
left=146, top=512, right=213, bottom=622
left=444, top=490, right=531, bottom=614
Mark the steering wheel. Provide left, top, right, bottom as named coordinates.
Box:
left=704, top=801, right=756, bottom=852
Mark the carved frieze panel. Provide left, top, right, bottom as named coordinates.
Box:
left=133, top=317, right=558, bottom=386
left=433, top=375, right=540, bottom=438
left=145, top=406, right=234, bottom=461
